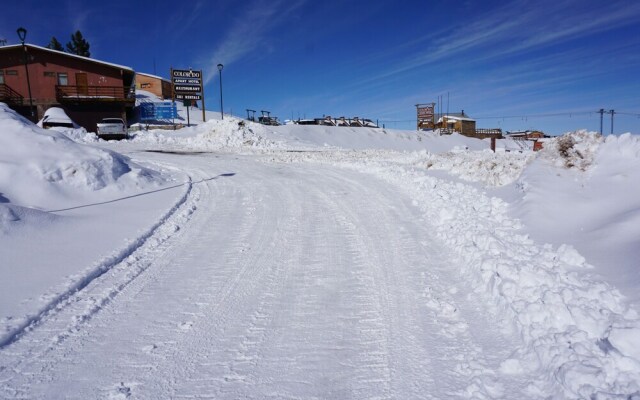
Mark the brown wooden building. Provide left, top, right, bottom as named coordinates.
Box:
left=135, top=72, right=172, bottom=99
left=505, top=130, right=546, bottom=139
left=436, top=113, right=477, bottom=136
left=0, top=43, right=135, bottom=131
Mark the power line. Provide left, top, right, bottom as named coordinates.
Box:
left=378, top=111, right=589, bottom=124
left=474, top=111, right=593, bottom=120
left=378, top=109, right=640, bottom=124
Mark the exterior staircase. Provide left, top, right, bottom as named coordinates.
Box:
left=0, top=83, right=24, bottom=106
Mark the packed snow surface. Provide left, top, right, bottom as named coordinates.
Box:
left=1, top=104, right=639, bottom=399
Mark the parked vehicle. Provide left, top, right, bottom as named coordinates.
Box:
left=96, top=118, right=127, bottom=140
left=38, top=107, right=77, bottom=129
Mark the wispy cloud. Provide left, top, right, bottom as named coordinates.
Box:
left=65, top=0, right=91, bottom=33
left=354, top=0, right=640, bottom=88
left=203, top=0, right=307, bottom=84
left=166, top=1, right=207, bottom=44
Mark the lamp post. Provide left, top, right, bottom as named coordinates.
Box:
left=217, top=63, right=224, bottom=120
left=16, top=27, right=35, bottom=122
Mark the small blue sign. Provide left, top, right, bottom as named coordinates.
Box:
left=140, top=102, right=178, bottom=121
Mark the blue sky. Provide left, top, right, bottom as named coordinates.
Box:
left=2, top=0, right=639, bottom=134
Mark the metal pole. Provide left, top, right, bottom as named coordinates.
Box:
left=170, top=67, right=175, bottom=127
left=17, top=28, right=35, bottom=121
left=200, top=69, right=206, bottom=123
left=22, top=47, right=35, bottom=121
left=217, top=64, right=224, bottom=120
left=599, top=108, right=604, bottom=135
left=610, top=109, right=615, bottom=135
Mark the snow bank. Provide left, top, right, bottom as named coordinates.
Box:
left=0, top=104, right=183, bottom=347
left=49, top=126, right=99, bottom=143
left=131, top=118, right=283, bottom=151
left=361, top=163, right=640, bottom=398
left=420, top=149, right=535, bottom=186
left=509, top=131, right=640, bottom=304
left=0, top=103, right=162, bottom=210
left=130, top=111, right=491, bottom=153
left=537, top=130, right=603, bottom=170
left=267, top=124, right=489, bottom=152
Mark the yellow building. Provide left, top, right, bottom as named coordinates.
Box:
left=135, top=72, right=172, bottom=99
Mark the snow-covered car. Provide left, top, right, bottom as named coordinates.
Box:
left=38, top=107, right=77, bottom=129
left=96, top=118, right=128, bottom=140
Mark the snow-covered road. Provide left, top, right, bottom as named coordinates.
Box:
left=1, top=151, right=528, bottom=399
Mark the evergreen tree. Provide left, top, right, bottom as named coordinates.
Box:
left=65, top=30, right=90, bottom=57
left=46, top=36, right=64, bottom=51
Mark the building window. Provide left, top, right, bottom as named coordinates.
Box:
left=6, top=70, right=18, bottom=76
left=0, top=71, right=4, bottom=84
left=57, top=72, right=68, bottom=85
left=44, top=71, right=56, bottom=77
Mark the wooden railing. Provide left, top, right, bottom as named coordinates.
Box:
left=0, top=83, right=24, bottom=106
left=55, top=85, right=135, bottom=103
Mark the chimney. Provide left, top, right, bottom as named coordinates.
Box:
left=461, top=109, right=465, bottom=116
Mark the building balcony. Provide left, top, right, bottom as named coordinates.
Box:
left=0, top=83, right=25, bottom=106
left=55, top=85, right=135, bottom=104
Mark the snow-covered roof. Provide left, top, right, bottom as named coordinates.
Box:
left=437, top=115, right=475, bottom=123
left=136, top=72, right=170, bottom=82
left=0, top=43, right=133, bottom=72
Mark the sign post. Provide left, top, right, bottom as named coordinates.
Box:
left=416, top=103, right=436, bottom=131
left=172, top=68, right=205, bottom=124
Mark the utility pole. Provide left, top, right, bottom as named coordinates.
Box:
left=609, top=109, right=615, bottom=135
left=599, top=108, right=605, bottom=135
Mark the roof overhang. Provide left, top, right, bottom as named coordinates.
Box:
left=0, top=43, right=134, bottom=72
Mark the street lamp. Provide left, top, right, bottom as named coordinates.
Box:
left=16, top=27, right=35, bottom=122
left=217, top=63, right=224, bottom=120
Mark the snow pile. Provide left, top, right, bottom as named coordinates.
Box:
left=0, top=103, right=161, bottom=210
left=510, top=131, right=640, bottom=304
left=421, top=149, right=535, bottom=186
left=267, top=125, right=489, bottom=151
left=49, top=126, right=99, bottom=143
left=341, top=159, right=640, bottom=398
left=131, top=118, right=283, bottom=151
left=538, top=130, right=603, bottom=170
left=130, top=104, right=491, bottom=153
left=496, top=138, right=535, bottom=152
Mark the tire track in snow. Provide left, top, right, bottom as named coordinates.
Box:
left=322, top=171, right=478, bottom=398
left=131, top=166, right=305, bottom=398
left=254, top=183, right=396, bottom=399
left=294, top=165, right=518, bottom=398
left=0, top=162, right=202, bottom=395
left=0, top=174, right=195, bottom=349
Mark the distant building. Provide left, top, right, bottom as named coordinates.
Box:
left=436, top=111, right=476, bottom=136
left=0, top=43, right=135, bottom=131
left=434, top=110, right=504, bottom=139
left=135, top=72, right=172, bottom=100
left=505, top=130, right=547, bottom=139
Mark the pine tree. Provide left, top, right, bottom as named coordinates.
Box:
left=65, top=30, right=91, bottom=57
left=46, top=36, right=64, bottom=51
